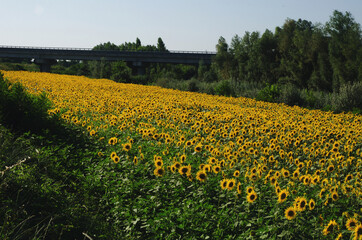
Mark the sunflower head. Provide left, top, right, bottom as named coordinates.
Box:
left=354, top=224, right=362, bottom=239
left=220, top=179, right=228, bottom=190
left=278, top=189, right=289, bottom=203
left=284, top=206, right=297, bottom=220
left=154, top=167, right=165, bottom=177
left=322, top=220, right=339, bottom=236
left=123, top=143, right=132, bottom=151
left=227, top=179, right=236, bottom=190
left=247, top=191, right=257, bottom=203
left=196, top=170, right=207, bottom=182
left=309, top=199, right=316, bottom=210
left=346, top=218, right=358, bottom=231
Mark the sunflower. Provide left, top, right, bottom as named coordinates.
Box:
left=174, top=161, right=181, bottom=169
left=278, top=189, right=289, bottom=203
left=154, top=159, right=163, bottom=168
left=269, top=176, right=277, bottom=185
left=194, top=144, right=202, bottom=153
left=208, top=157, right=217, bottom=165
left=196, top=170, right=207, bottom=182
left=110, top=151, right=117, bottom=159
left=282, top=169, right=290, bottom=178
left=322, top=220, right=339, bottom=236
left=227, top=179, right=236, bottom=190
left=108, top=137, right=117, bottom=145
left=346, top=218, right=359, bottom=231
left=249, top=174, right=258, bottom=182
left=246, top=186, right=254, bottom=194
left=327, top=164, right=335, bottom=172
left=237, top=182, right=242, bottom=194
left=154, top=167, right=165, bottom=177
left=331, top=191, right=339, bottom=201
left=133, top=156, right=138, bottom=165
left=220, top=179, right=228, bottom=190
left=319, top=188, right=326, bottom=199
left=203, top=164, right=212, bottom=172
left=123, top=143, right=132, bottom=152
left=354, top=224, right=362, bottom=240
left=308, top=199, right=316, bottom=210
left=294, top=197, right=307, bottom=212
left=233, top=170, right=240, bottom=177
left=180, top=154, right=186, bottom=162
left=178, top=165, right=191, bottom=176
left=292, top=169, right=300, bottom=179
left=345, top=174, right=353, bottom=182
left=247, top=191, right=257, bottom=203
left=284, top=206, right=297, bottom=220
left=212, top=165, right=221, bottom=174
left=112, top=155, right=120, bottom=164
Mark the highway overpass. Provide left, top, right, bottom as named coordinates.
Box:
left=0, top=45, right=216, bottom=72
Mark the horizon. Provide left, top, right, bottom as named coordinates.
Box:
left=1, top=0, right=362, bottom=51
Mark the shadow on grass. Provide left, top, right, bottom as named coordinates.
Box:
left=0, top=74, right=112, bottom=239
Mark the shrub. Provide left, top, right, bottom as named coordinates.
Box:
left=256, top=84, right=280, bottom=102
left=188, top=78, right=199, bottom=92
left=332, top=81, right=362, bottom=112
left=278, top=83, right=304, bottom=106
left=0, top=74, right=53, bottom=132
left=214, top=79, right=234, bottom=96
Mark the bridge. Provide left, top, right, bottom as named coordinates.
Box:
left=0, top=45, right=216, bottom=73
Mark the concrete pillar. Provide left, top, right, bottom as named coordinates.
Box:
left=132, top=61, right=145, bottom=75
left=34, top=59, right=56, bottom=72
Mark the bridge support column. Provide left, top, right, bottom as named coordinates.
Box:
left=34, top=58, right=57, bottom=72
left=132, top=61, right=145, bottom=75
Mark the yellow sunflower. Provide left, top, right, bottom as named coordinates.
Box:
left=322, top=220, right=339, bottom=236
left=278, top=189, right=289, bottom=203
left=346, top=217, right=359, bottom=231
left=196, top=170, right=207, bottom=182
left=247, top=191, right=258, bottom=203
left=154, top=167, right=165, bottom=177
left=122, top=143, right=132, bottom=152
left=284, top=206, right=297, bottom=220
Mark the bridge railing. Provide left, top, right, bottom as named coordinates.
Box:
left=0, top=45, right=216, bottom=54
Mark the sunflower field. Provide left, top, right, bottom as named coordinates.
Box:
left=1, top=70, right=362, bottom=239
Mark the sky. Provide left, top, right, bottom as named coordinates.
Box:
left=1, top=0, right=361, bottom=51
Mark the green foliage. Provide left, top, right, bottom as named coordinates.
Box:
left=0, top=74, right=53, bottom=132
left=110, top=61, right=132, bottom=83
left=257, top=84, right=280, bottom=102
left=332, top=81, right=362, bottom=112
left=278, top=83, right=304, bottom=106
left=187, top=78, right=199, bottom=92
left=214, top=79, right=234, bottom=96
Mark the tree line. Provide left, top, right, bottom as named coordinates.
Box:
left=212, top=10, right=361, bottom=93
left=0, top=10, right=361, bottom=112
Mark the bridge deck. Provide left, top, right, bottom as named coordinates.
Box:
left=0, top=45, right=215, bottom=65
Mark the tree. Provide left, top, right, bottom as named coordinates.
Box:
left=325, top=10, right=362, bottom=91
left=110, top=61, right=132, bottom=82
left=214, top=36, right=233, bottom=79
left=136, top=38, right=141, bottom=49
left=157, top=37, right=167, bottom=51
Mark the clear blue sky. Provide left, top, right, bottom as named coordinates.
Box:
left=1, top=0, right=361, bottom=51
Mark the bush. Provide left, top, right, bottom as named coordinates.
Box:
left=256, top=84, right=280, bottom=102
left=332, top=81, right=362, bottom=112
left=0, top=74, right=53, bottom=132
left=214, top=79, right=234, bottom=96
left=188, top=78, right=199, bottom=92
left=278, top=83, right=304, bottom=106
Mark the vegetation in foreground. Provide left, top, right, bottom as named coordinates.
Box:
left=1, top=71, right=362, bottom=239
